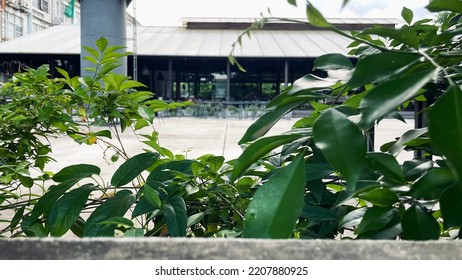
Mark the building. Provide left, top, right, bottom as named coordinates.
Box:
left=0, top=16, right=397, bottom=101
left=0, top=0, right=80, bottom=42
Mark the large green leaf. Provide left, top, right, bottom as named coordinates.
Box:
left=288, top=74, right=341, bottom=95
left=243, top=153, right=306, bottom=238
left=313, top=53, right=353, bottom=71
left=365, top=152, right=405, bottom=183
left=426, top=0, right=462, bottom=13
left=440, top=186, right=462, bottom=229
left=402, top=205, right=440, bottom=240
left=301, top=206, right=337, bottom=222
left=147, top=160, right=194, bottom=183
left=388, top=128, right=428, bottom=157
left=306, top=2, right=331, bottom=28
left=402, top=158, right=433, bottom=179
left=362, top=27, right=419, bottom=49
left=355, top=207, right=396, bottom=234
left=163, top=195, right=187, bottom=237
left=111, top=152, right=159, bottom=187
left=48, top=184, right=95, bottom=237
left=239, top=101, right=306, bottom=144
left=82, top=190, right=136, bottom=237
left=359, top=69, right=437, bottom=129
left=347, top=52, right=421, bottom=88
left=53, top=164, right=101, bottom=183
left=429, top=86, right=462, bottom=189
left=232, top=134, right=307, bottom=181
left=313, top=109, right=366, bottom=192
left=358, top=188, right=399, bottom=208
left=338, top=207, right=367, bottom=229
left=408, top=168, right=455, bottom=200
left=401, top=7, right=414, bottom=25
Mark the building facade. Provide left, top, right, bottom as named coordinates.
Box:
left=0, top=0, right=80, bottom=42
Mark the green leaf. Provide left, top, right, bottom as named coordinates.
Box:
left=409, top=168, right=455, bottom=200
left=339, top=207, right=367, bottom=229
left=301, top=206, right=337, bottom=222
left=365, top=152, right=405, bottom=182
left=287, top=0, right=297, bottom=6
left=359, top=69, right=437, bottom=129
left=147, top=160, right=194, bottom=183
left=111, top=152, right=159, bottom=187
left=403, top=158, right=433, bottom=179
left=97, top=217, right=134, bottom=228
left=187, top=212, right=205, bottom=227
left=289, top=74, right=341, bottom=95
left=426, top=0, right=462, bottom=13
left=306, top=2, right=331, bottom=28
left=82, top=190, right=136, bottom=237
left=232, top=134, right=307, bottom=181
left=355, top=207, right=396, bottom=234
left=239, top=101, right=306, bottom=144
left=141, top=184, right=162, bottom=209
left=401, top=7, right=414, bottom=25
left=388, top=128, right=428, bottom=157
left=440, top=186, right=462, bottom=229
left=347, top=52, right=421, bottom=88
left=119, top=80, right=146, bottom=91
left=93, top=130, right=112, bottom=138
left=138, top=105, right=155, bottom=123
left=313, top=53, right=353, bottom=70
left=163, top=195, right=187, bottom=237
left=243, top=153, right=305, bottom=238
left=95, top=37, right=109, bottom=52
left=53, top=164, right=101, bottom=183
left=313, top=109, right=366, bottom=192
left=358, top=188, right=399, bottom=208
left=429, top=86, right=462, bottom=189
left=48, top=184, right=95, bottom=237
left=125, top=228, right=144, bottom=237
left=17, top=175, right=34, bottom=188
left=402, top=205, right=440, bottom=240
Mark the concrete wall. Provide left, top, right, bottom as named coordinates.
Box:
left=0, top=239, right=461, bottom=260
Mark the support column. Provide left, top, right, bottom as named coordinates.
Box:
left=226, top=61, right=231, bottom=102
left=80, top=0, right=132, bottom=76
left=167, top=59, right=173, bottom=99
left=284, top=60, right=289, bottom=88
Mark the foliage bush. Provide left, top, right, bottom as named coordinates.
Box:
left=1, top=0, right=462, bottom=239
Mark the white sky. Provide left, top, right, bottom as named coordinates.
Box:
left=128, top=0, right=433, bottom=26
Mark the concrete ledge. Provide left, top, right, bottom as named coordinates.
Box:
left=1, top=238, right=461, bottom=260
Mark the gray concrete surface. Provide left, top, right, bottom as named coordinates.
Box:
left=0, top=238, right=460, bottom=259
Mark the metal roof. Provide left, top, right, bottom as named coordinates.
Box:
left=0, top=19, right=396, bottom=58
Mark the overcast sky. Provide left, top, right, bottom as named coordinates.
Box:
left=127, top=0, right=433, bottom=26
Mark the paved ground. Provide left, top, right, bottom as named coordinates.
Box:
left=44, top=116, right=416, bottom=183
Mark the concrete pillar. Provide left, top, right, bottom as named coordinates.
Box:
left=80, top=0, right=132, bottom=76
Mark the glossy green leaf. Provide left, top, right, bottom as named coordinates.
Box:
left=141, top=184, right=162, bottom=209
left=355, top=207, right=396, bottom=234
left=95, top=37, right=109, bottom=52
left=138, top=105, right=155, bottom=123
left=440, top=186, right=462, bottom=229
left=313, top=53, right=353, bottom=70
left=313, top=109, right=366, bottom=192
left=232, top=134, right=307, bottom=181
left=48, top=184, right=95, bottom=237
left=365, top=152, right=405, bottom=182
left=301, top=206, right=337, bottom=222
left=239, top=101, right=306, bottom=144
left=359, top=214, right=402, bottom=240
left=288, top=74, right=340, bottom=95
left=163, top=195, right=187, bottom=237
left=388, top=128, right=428, bottom=157
left=426, top=0, right=462, bottom=13
left=53, top=164, right=101, bottom=183
left=358, top=188, right=399, bottom=208
left=125, top=228, right=145, bottom=237
left=403, top=158, right=433, bottom=179
left=409, top=168, right=455, bottom=200
left=402, top=205, right=439, bottom=240
left=359, top=69, right=437, bottom=129
left=187, top=212, right=205, bottom=227
left=147, top=160, right=194, bottom=183
left=338, top=207, right=367, bottom=229
left=243, top=153, right=305, bottom=239
left=401, top=7, right=414, bottom=25
left=347, top=52, right=421, bottom=88
left=93, top=130, right=112, bottom=138
left=287, top=0, right=297, bottom=6
left=82, top=190, right=136, bottom=237
left=429, top=86, right=462, bottom=189
left=111, top=152, right=159, bottom=187
left=306, top=2, right=331, bottom=28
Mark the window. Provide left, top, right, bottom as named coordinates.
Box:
left=6, top=13, right=23, bottom=39
left=33, top=0, right=49, bottom=13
